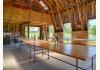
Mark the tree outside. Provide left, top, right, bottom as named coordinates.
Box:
left=63, top=23, right=72, bottom=43
left=25, top=26, right=40, bottom=39
left=88, top=19, right=96, bottom=45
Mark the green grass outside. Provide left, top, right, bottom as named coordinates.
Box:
left=25, top=32, right=96, bottom=46
left=63, top=40, right=96, bottom=46
left=25, top=31, right=40, bottom=39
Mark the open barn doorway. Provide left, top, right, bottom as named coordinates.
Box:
left=63, top=23, right=72, bottom=44
left=88, top=19, right=96, bottom=46
left=25, top=26, right=40, bottom=39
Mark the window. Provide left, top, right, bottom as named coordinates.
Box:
left=29, top=27, right=40, bottom=39
left=63, top=23, right=72, bottom=43
left=88, top=19, right=96, bottom=45
left=25, top=26, right=40, bottom=39
left=25, top=26, right=28, bottom=38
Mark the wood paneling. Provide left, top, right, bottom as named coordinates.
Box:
left=3, top=6, right=52, bottom=26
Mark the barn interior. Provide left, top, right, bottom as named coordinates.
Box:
left=3, top=0, right=96, bottom=70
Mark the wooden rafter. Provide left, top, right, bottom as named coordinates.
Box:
left=44, top=0, right=57, bottom=31
left=75, top=0, right=84, bottom=30
left=4, top=0, right=96, bottom=28
left=54, top=0, right=63, bottom=31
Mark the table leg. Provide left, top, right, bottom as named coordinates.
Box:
left=48, top=49, right=49, bottom=60
left=42, top=49, right=44, bottom=57
left=19, top=43, right=22, bottom=50
left=92, top=57, right=94, bottom=70
left=33, top=46, right=36, bottom=63
left=76, top=59, right=78, bottom=70
left=29, top=47, right=32, bottom=59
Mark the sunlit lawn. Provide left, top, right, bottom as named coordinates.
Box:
left=89, top=41, right=96, bottom=46
left=25, top=32, right=96, bottom=46
left=63, top=40, right=96, bottom=46
left=25, top=32, right=40, bottom=39
left=63, top=40, right=72, bottom=44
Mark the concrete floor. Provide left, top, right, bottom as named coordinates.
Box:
left=3, top=43, right=96, bottom=70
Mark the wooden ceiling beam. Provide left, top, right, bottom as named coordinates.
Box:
left=4, top=0, right=96, bottom=14
left=55, top=0, right=63, bottom=11
left=87, top=0, right=96, bottom=6
left=44, top=0, right=57, bottom=30
left=54, top=0, right=63, bottom=31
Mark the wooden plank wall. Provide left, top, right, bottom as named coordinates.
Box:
left=4, top=6, right=52, bottom=26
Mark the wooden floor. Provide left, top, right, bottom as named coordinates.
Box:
left=3, top=42, right=96, bottom=70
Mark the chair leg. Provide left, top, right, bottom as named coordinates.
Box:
left=76, top=59, right=78, bottom=70
left=42, top=49, right=44, bottom=57
left=33, top=46, right=36, bottom=63
left=92, top=57, right=94, bottom=70
left=48, top=49, right=50, bottom=60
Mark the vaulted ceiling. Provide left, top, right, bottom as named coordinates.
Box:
left=4, top=0, right=95, bottom=13
left=3, top=0, right=96, bottom=28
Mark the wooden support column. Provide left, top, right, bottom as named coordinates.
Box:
left=40, top=26, right=49, bottom=40
left=14, top=25, right=16, bottom=32
left=19, top=24, right=22, bottom=36
left=40, top=26, right=43, bottom=40
left=72, top=31, right=88, bottom=45
left=27, top=25, right=30, bottom=38
left=45, top=0, right=57, bottom=32
left=19, top=22, right=29, bottom=37
left=53, top=0, right=63, bottom=43
left=19, top=24, right=25, bottom=38
left=22, top=25, right=25, bottom=38
left=56, top=32, right=63, bottom=43
left=71, top=0, right=88, bottom=45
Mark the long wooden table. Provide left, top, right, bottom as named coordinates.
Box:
left=17, top=38, right=96, bottom=70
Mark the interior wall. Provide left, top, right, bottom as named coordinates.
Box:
left=40, top=26, right=49, bottom=40
left=3, top=23, right=20, bottom=33
left=4, top=6, right=52, bottom=26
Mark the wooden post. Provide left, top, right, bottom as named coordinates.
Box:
left=40, top=26, right=43, bottom=40
left=27, top=25, right=30, bottom=39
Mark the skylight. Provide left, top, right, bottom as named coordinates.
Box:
left=39, top=0, right=46, bottom=7
left=39, top=0, right=48, bottom=10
